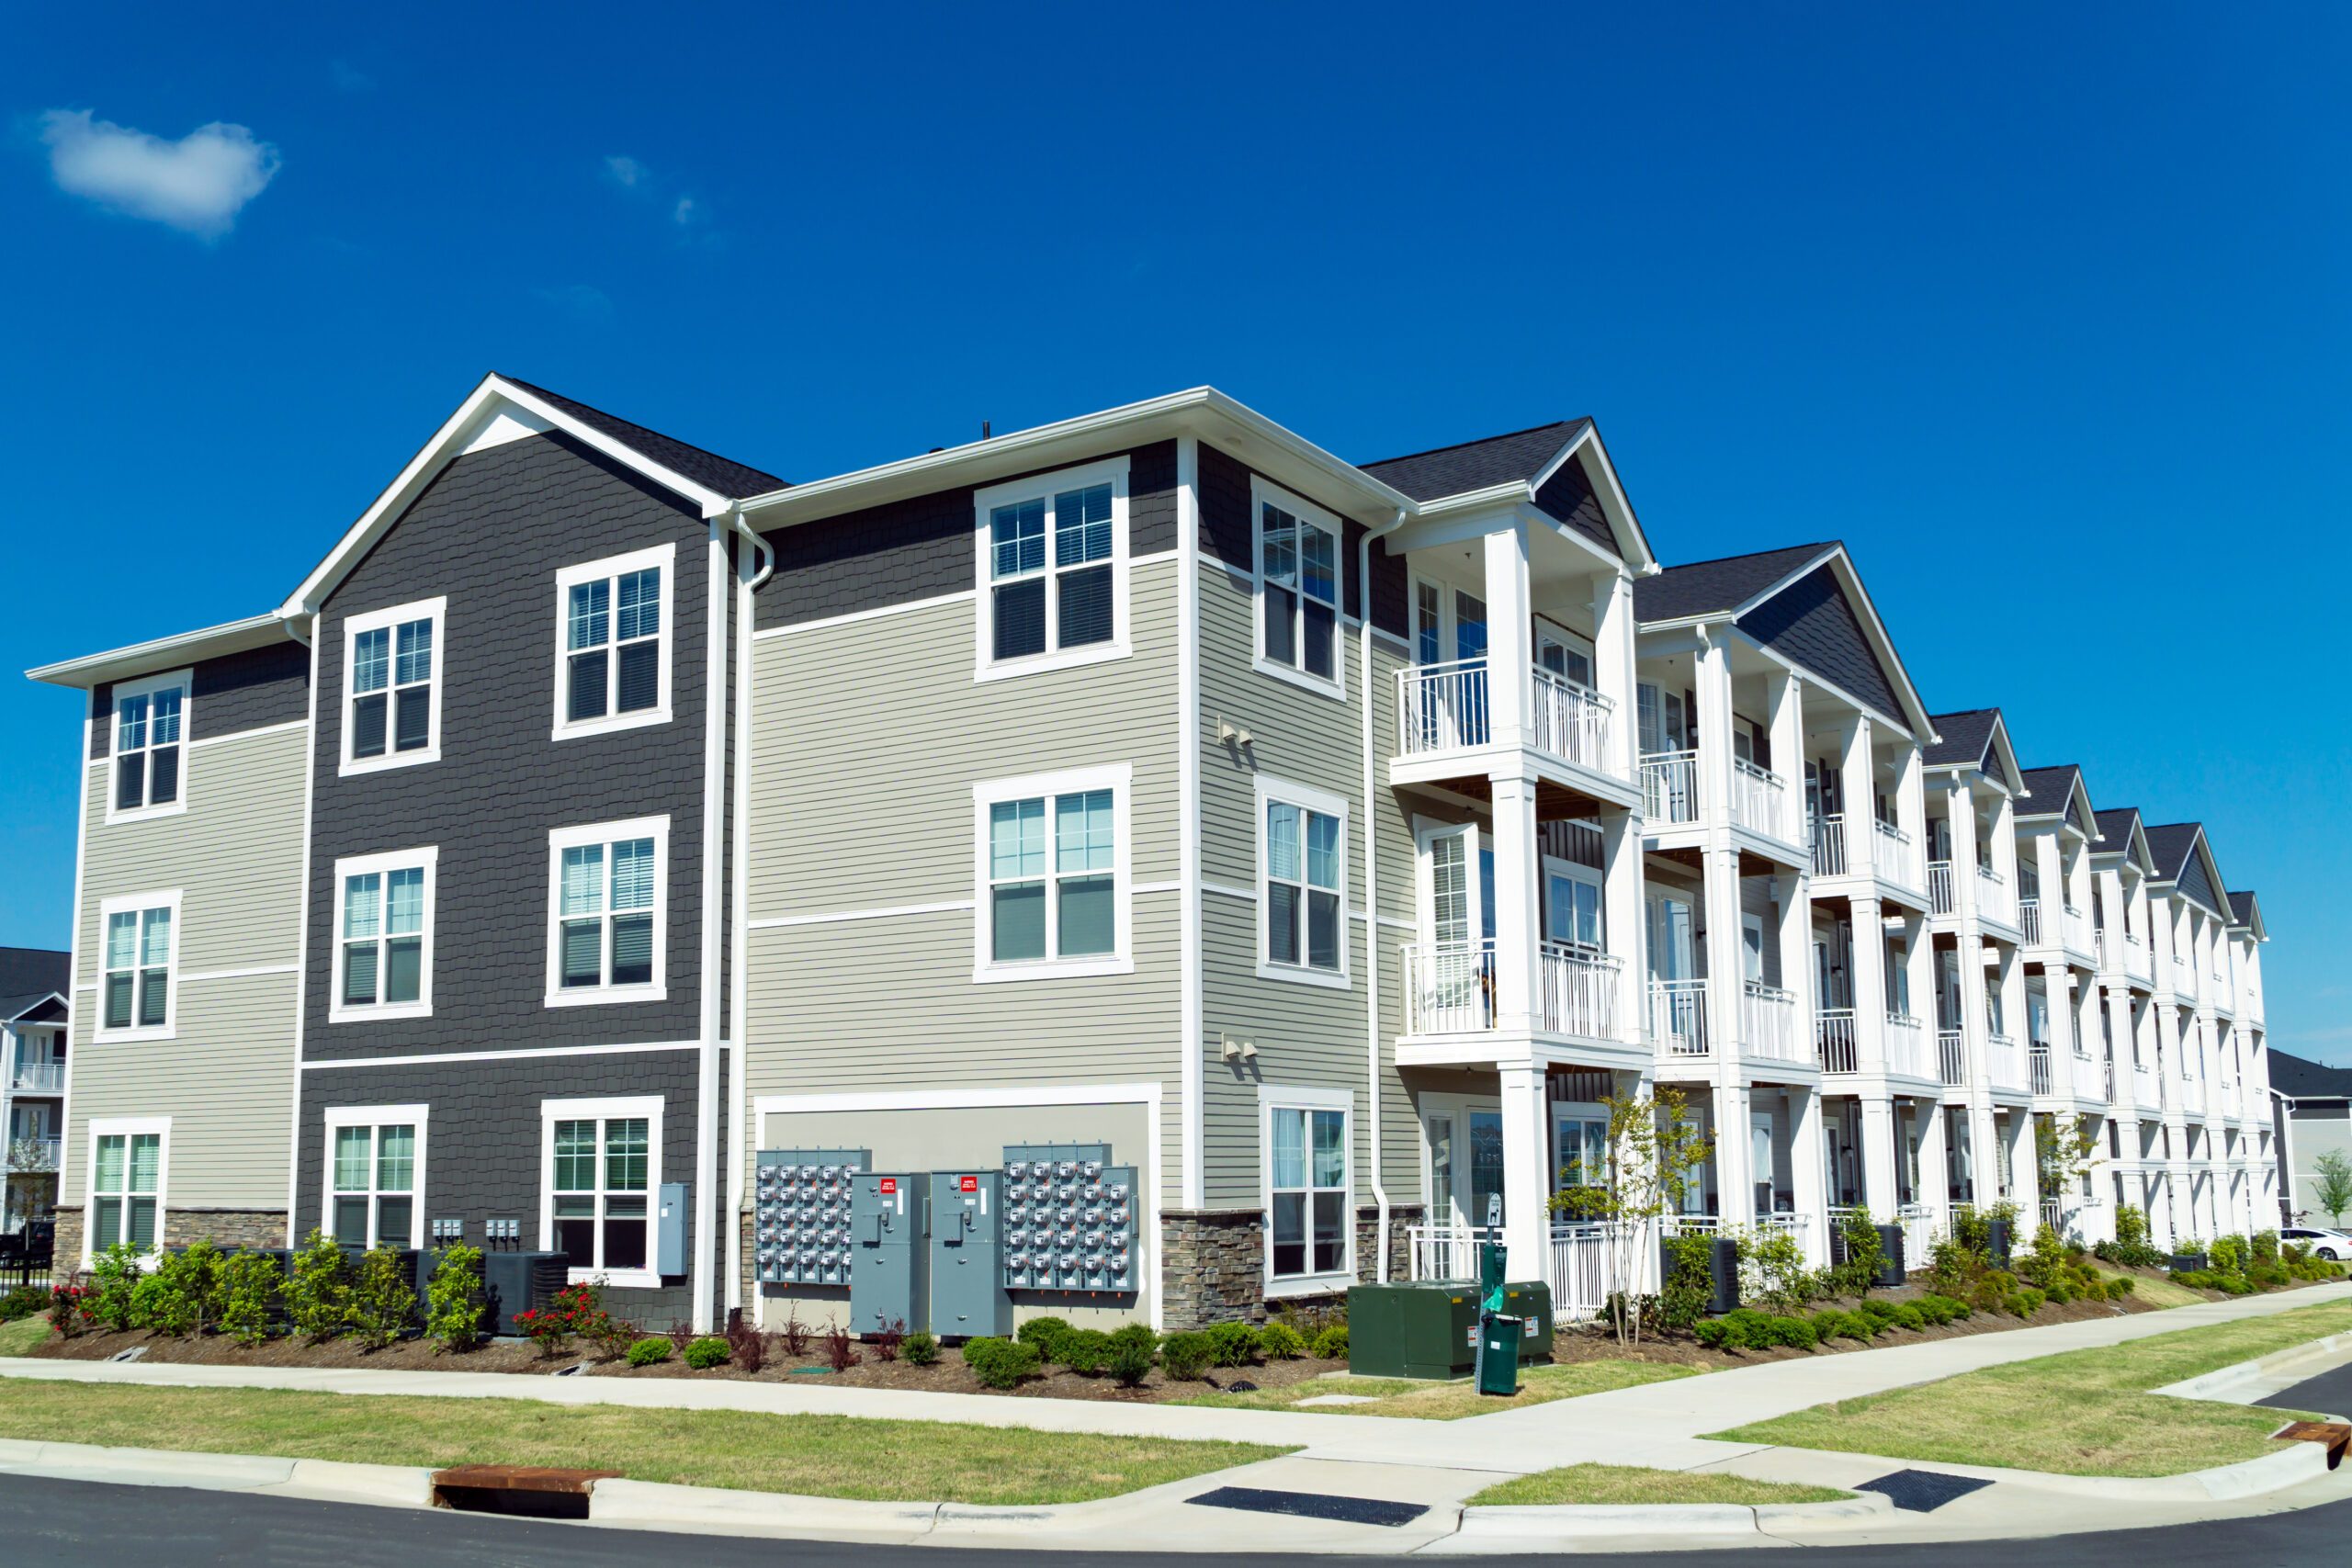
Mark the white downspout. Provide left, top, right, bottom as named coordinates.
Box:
left=1362, top=508, right=1408, bottom=1280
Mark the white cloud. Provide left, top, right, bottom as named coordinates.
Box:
left=673, top=196, right=696, bottom=225
left=605, top=155, right=646, bottom=188
left=40, top=109, right=279, bottom=238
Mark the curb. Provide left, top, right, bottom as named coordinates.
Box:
left=2153, top=1332, right=2352, bottom=1410
left=1441, top=1494, right=1891, bottom=1551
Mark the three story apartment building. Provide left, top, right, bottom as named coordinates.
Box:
left=27, top=377, right=2279, bottom=1330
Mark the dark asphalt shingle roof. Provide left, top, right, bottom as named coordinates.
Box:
left=2230, top=890, right=2261, bottom=927
left=2017, top=764, right=2081, bottom=815
left=2095, top=807, right=2142, bottom=845
left=2270, top=1049, right=2352, bottom=1100
left=1358, top=420, right=1591, bottom=502
left=0, top=948, right=67, bottom=1002
left=2143, top=822, right=2203, bottom=883
left=1924, top=709, right=2000, bottom=767
left=0, top=992, right=58, bottom=1023
left=500, top=376, right=786, bottom=498
left=1631, top=544, right=1835, bottom=622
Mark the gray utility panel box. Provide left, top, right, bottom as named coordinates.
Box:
left=1001, top=1143, right=1137, bottom=1296
left=929, top=1170, right=1012, bottom=1340
left=657, top=1182, right=689, bottom=1278
left=850, top=1170, right=930, bottom=1337
left=752, top=1148, right=871, bottom=1287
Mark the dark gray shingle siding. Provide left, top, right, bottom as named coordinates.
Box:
left=1531, top=453, right=1617, bottom=556
left=1200, top=443, right=1403, bottom=636
left=1736, top=565, right=1905, bottom=725
left=87, top=640, right=311, bottom=761
left=2174, top=839, right=2222, bottom=916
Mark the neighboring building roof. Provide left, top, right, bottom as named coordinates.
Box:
left=2143, top=822, right=2203, bottom=883
left=2018, top=764, right=2080, bottom=811
left=2229, top=890, right=2267, bottom=939
left=1632, top=544, right=1835, bottom=622
left=0, top=947, right=67, bottom=1000
left=1358, top=420, right=1592, bottom=502
left=2095, top=806, right=2141, bottom=843
left=1925, top=709, right=2000, bottom=767
left=498, top=376, right=786, bottom=498
left=2270, top=1049, right=2352, bottom=1101
left=0, top=993, right=60, bottom=1023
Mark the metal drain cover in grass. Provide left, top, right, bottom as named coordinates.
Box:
left=1855, top=1470, right=1994, bottom=1512
left=1187, top=1487, right=1430, bottom=1527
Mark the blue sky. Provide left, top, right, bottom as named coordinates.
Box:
left=4, top=6, right=2346, bottom=1061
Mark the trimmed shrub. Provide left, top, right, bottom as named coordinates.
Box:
left=88, top=1243, right=144, bottom=1333
left=627, top=1335, right=673, bottom=1367
left=1110, top=1322, right=1159, bottom=1358
left=724, top=1317, right=769, bottom=1373
left=1205, top=1319, right=1260, bottom=1367
left=684, top=1337, right=729, bottom=1370
left=1159, top=1330, right=1216, bottom=1381
left=349, top=1245, right=418, bottom=1349
left=130, top=1272, right=183, bottom=1335
left=286, top=1229, right=350, bottom=1342
left=1310, top=1324, right=1348, bottom=1361
left=219, top=1248, right=283, bottom=1347
left=1016, top=1315, right=1072, bottom=1362
left=48, top=1280, right=92, bottom=1337
left=901, top=1330, right=940, bottom=1367
left=1809, top=1309, right=1860, bottom=1342
left=962, top=1336, right=1042, bottom=1389
left=1660, top=1230, right=1716, bottom=1331
left=1059, top=1327, right=1113, bottom=1375
left=1108, top=1337, right=1156, bottom=1387
left=424, top=1245, right=485, bottom=1353
left=2251, top=1230, right=2280, bottom=1265
left=1259, top=1322, right=1307, bottom=1359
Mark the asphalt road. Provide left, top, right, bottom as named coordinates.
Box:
left=2263, top=1362, right=2352, bottom=1419
left=0, top=1475, right=2342, bottom=1567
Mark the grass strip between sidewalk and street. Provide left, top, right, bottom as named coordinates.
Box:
left=1467, top=1462, right=1853, bottom=1507
left=1171, top=1358, right=1697, bottom=1419
left=0, top=1376, right=1289, bottom=1504
left=1709, top=1299, right=2352, bottom=1477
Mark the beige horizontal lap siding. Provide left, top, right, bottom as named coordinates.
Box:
left=1196, top=558, right=1419, bottom=1211
left=70, top=724, right=306, bottom=1212
left=742, top=555, right=1182, bottom=1200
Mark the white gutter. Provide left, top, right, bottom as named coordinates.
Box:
left=1360, top=507, right=1408, bottom=1280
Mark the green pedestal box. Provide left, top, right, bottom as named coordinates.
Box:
left=1346, top=1280, right=1554, bottom=1380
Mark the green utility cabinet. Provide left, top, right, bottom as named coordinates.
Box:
left=1347, top=1280, right=1554, bottom=1380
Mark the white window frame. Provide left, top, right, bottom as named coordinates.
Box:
left=1254, top=775, right=1351, bottom=988
left=1260, top=1084, right=1354, bottom=1296
left=1543, top=854, right=1605, bottom=952
left=329, top=848, right=439, bottom=1023
left=544, top=816, right=670, bottom=1007
left=551, top=542, right=677, bottom=740
left=971, top=456, right=1132, bottom=682
left=95, top=889, right=180, bottom=1043
left=970, top=762, right=1133, bottom=982
left=539, top=1094, right=664, bottom=1289
left=1250, top=475, right=1346, bottom=699
left=106, top=668, right=192, bottom=825
left=321, top=1104, right=428, bottom=1248
left=339, top=596, right=447, bottom=776
left=83, top=1115, right=169, bottom=1266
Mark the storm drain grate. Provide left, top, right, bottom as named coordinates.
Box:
left=1186, top=1486, right=1430, bottom=1527
left=1855, top=1469, right=1994, bottom=1512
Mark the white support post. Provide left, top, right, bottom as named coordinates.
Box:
left=1775, top=870, right=1811, bottom=1059
left=1950, top=780, right=1981, bottom=921
left=1491, top=774, right=1541, bottom=1036
left=1792, top=1086, right=1828, bottom=1266
left=1970, top=1100, right=2003, bottom=1207
left=1593, top=570, right=1637, bottom=783
left=1896, top=744, right=1928, bottom=879
left=1483, top=525, right=1533, bottom=753
left=1694, top=631, right=1736, bottom=836
left=1601, top=807, right=1645, bottom=1046
left=1498, top=1063, right=1549, bottom=1277
left=1839, top=715, right=1876, bottom=882
left=2033, top=831, right=2064, bottom=945
left=1860, top=1095, right=1899, bottom=1215
left=1702, top=845, right=1745, bottom=1061
left=1768, top=671, right=1804, bottom=845
left=1849, top=895, right=1890, bottom=1071
left=1714, top=1080, right=1756, bottom=1229
left=1916, top=1099, right=1950, bottom=1230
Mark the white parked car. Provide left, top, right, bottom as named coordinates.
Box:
left=2281, top=1226, right=2352, bottom=1261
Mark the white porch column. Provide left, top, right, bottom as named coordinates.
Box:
left=2044, top=962, right=2077, bottom=1091
left=1767, top=671, right=1804, bottom=845
left=1702, top=846, right=1745, bottom=1059
left=1791, top=1086, right=1829, bottom=1265
left=1774, top=870, right=1811, bottom=1061
left=1859, top=1094, right=1899, bottom=1215
left=1849, top=896, right=1890, bottom=1071
left=1482, top=525, right=1533, bottom=752
left=1600, top=807, right=1645, bottom=1047
left=1991, top=791, right=2019, bottom=898
left=1491, top=774, right=1541, bottom=1035
left=1916, top=1100, right=1950, bottom=1229
left=1949, top=781, right=1981, bottom=921
left=1838, top=715, right=1877, bottom=881
left=1969, top=1100, right=2002, bottom=1207
left=1903, top=911, right=1934, bottom=1065
left=1497, top=1063, right=1549, bottom=1278
left=2033, top=830, right=2064, bottom=939
left=1895, top=744, right=1928, bottom=888
left=1694, top=630, right=1736, bottom=835
left=1957, top=931, right=1993, bottom=1092
left=2010, top=1110, right=2043, bottom=1233
left=1592, top=570, right=1636, bottom=782
left=1714, top=1080, right=1756, bottom=1227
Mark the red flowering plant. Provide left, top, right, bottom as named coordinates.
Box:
left=514, top=1280, right=637, bottom=1360
left=47, top=1279, right=94, bottom=1337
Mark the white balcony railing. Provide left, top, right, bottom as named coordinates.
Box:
left=1875, top=818, right=1919, bottom=892
left=1976, top=864, right=2009, bottom=925
left=2182, top=1077, right=2207, bottom=1115
left=2125, top=932, right=2153, bottom=984
left=1538, top=942, right=1622, bottom=1039
left=2063, top=904, right=2092, bottom=953
left=1731, top=758, right=1791, bottom=841
left=1928, top=859, right=1956, bottom=915
left=8, top=1063, right=65, bottom=1093
left=1651, top=978, right=1710, bottom=1056
left=1741, top=979, right=1804, bottom=1062
left=1987, top=1032, right=2021, bottom=1089
left=2018, top=897, right=2042, bottom=945
left=1640, top=750, right=1699, bottom=824
left=1817, top=1007, right=1858, bottom=1072
left=1886, top=1011, right=1929, bottom=1077
left=1812, top=814, right=1848, bottom=877
left=2030, top=1043, right=2053, bottom=1096
left=1529, top=668, right=1615, bottom=773
left=1939, top=1027, right=1967, bottom=1086
left=1402, top=941, right=1495, bottom=1035
left=6, top=1135, right=60, bottom=1173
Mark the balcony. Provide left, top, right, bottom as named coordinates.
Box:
left=1886, top=1011, right=1929, bottom=1077
left=5, top=1135, right=59, bottom=1173
left=1817, top=1006, right=1858, bottom=1072
left=1536, top=942, right=1623, bottom=1039
left=1742, top=980, right=1804, bottom=1063
left=1987, top=1032, right=2021, bottom=1089
left=1640, top=750, right=1699, bottom=824
left=7, top=1063, right=64, bottom=1094
left=1395, top=660, right=1617, bottom=777
left=1928, top=860, right=1956, bottom=915
left=2030, top=1042, right=2053, bottom=1096
left=2125, top=932, right=2153, bottom=985
left=1731, top=759, right=1792, bottom=842
left=1875, top=818, right=1920, bottom=892
left=1652, top=979, right=1710, bottom=1056
left=1400, top=940, right=1623, bottom=1039
left=2063, top=904, right=2092, bottom=953
left=2181, top=1077, right=2206, bottom=1115
left=2019, top=897, right=2042, bottom=945
left=1975, top=865, right=2010, bottom=926
left=1939, top=1028, right=1966, bottom=1085
left=1812, top=814, right=1848, bottom=877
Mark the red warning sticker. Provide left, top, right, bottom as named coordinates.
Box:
left=959, top=1176, right=978, bottom=1192
left=878, top=1178, right=897, bottom=1194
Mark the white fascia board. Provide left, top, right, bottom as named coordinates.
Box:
left=277, top=375, right=733, bottom=617
left=27, top=613, right=293, bottom=690
left=737, top=387, right=1416, bottom=534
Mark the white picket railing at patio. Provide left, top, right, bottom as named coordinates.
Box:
left=1651, top=978, right=1710, bottom=1056
left=1539, top=942, right=1622, bottom=1039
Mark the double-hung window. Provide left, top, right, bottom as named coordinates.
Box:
left=332, top=849, right=436, bottom=1021
left=1252, top=478, right=1342, bottom=694
left=555, top=544, right=673, bottom=737
left=1259, top=779, right=1348, bottom=983
left=108, top=670, right=188, bottom=820
left=1264, top=1090, right=1351, bottom=1287
left=324, top=1108, right=424, bottom=1247
left=973, top=765, right=1130, bottom=980
left=86, top=1118, right=166, bottom=1260
left=544, top=1096, right=662, bottom=1286
left=973, top=457, right=1129, bottom=678
left=546, top=817, right=668, bottom=1004
left=342, top=598, right=444, bottom=773
left=97, top=892, right=177, bottom=1041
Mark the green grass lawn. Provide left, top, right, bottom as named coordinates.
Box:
left=1172, top=1359, right=1696, bottom=1420
left=2086, top=1261, right=2205, bottom=1310
left=0, top=1317, right=46, bottom=1358
left=0, top=1377, right=1287, bottom=1504
left=1710, top=1300, right=2352, bottom=1477
left=1468, top=1463, right=1852, bottom=1507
